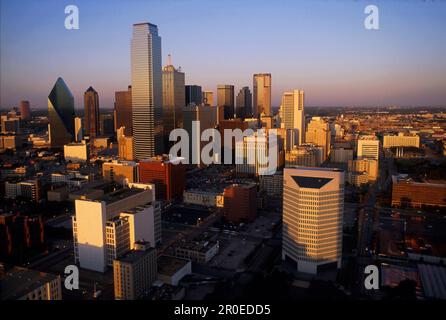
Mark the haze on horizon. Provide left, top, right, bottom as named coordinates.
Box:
left=1, top=0, right=445, bottom=110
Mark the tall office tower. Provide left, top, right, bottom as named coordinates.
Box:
left=305, top=117, right=331, bottom=162
left=139, top=156, right=186, bottom=201
left=113, top=241, right=157, bottom=300
left=72, top=183, right=161, bottom=272
left=357, top=135, right=380, bottom=160
left=281, top=90, right=305, bottom=146
left=114, top=86, right=132, bottom=136
left=162, top=64, right=185, bottom=150
left=282, top=167, right=344, bottom=274
left=183, top=105, right=217, bottom=166
left=84, top=86, right=100, bottom=138
left=48, top=77, right=75, bottom=147
left=99, top=113, right=115, bottom=135
left=236, top=86, right=252, bottom=119
left=253, top=73, right=271, bottom=117
left=19, top=100, right=31, bottom=121
left=131, top=23, right=163, bottom=160
left=203, top=91, right=214, bottom=106
left=74, top=117, right=83, bottom=142
left=217, top=85, right=235, bottom=119
left=185, top=85, right=202, bottom=106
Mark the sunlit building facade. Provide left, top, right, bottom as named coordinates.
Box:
left=253, top=73, right=271, bottom=117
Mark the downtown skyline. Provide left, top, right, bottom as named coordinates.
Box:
left=1, top=0, right=446, bottom=110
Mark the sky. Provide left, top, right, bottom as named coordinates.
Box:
left=1, top=0, right=445, bottom=110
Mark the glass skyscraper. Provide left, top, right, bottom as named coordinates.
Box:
left=131, top=23, right=163, bottom=160
left=253, top=73, right=271, bottom=117
left=48, top=77, right=75, bottom=147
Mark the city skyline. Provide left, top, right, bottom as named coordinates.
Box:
left=1, top=0, right=445, bottom=110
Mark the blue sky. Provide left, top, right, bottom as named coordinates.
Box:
left=1, top=0, right=445, bottom=109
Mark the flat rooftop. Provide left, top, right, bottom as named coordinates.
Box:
left=116, top=247, right=156, bottom=264
left=0, top=267, right=59, bottom=300
left=157, top=256, right=190, bottom=276
left=100, top=187, right=145, bottom=204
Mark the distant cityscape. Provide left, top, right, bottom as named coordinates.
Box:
left=1, top=2, right=446, bottom=304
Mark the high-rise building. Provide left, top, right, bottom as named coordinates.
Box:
left=72, top=183, right=161, bottom=272
left=182, top=105, right=217, bottom=166
left=305, top=117, right=331, bottom=161
left=139, top=156, right=185, bottom=201
left=114, top=86, right=132, bottom=136
left=163, top=64, right=185, bottom=150
left=131, top=23, right=163, bottom=160
left=113, top=241, right=157, bottom=300
left=19, top=100, right=31, bottom=121
left=253, top=73, right=271, bottom=117
left=84, top=87, right=100, bottom=138
left=203, top=91, right=214, bottom=106
left=282, top=167, right=344, bottom=274
left=357, top=135, right=380, bottom=160
left=285, top=144, right=323, bottom=167
left=74, top=117, right=83, bottom=142
left=217, top=85, right=235, bottom=119
left=383, top=133, right=420, bottom=149
left=281, top=90, right=305, bottom=146
left=236, top=87, right=252, bottom=119
left=47, top=77, right=75, bottom=147
left=185, top=85, right=202, bottom=106
left=99, top=114, right=115, bottom=136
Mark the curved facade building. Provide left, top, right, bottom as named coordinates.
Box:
left=48, top=77, right=75, bottom=147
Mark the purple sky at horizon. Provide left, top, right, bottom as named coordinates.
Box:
left=1, top=0, right=445, bottom=111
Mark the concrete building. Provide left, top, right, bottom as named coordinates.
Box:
left=139, top=156, right=185, bottom=201
left=330, top=147, right=354, bottom=164
left=223, top=183, right=257, bottom=223
left=280, top=90, right=305, bottom=145
left=217, top=85, right=235, bottom=119
left=391, top=174, right=446, bottom=208
left=357, top=135, right=380, bottom=160
left=348, top=157, right=378, bottom=182
left=117, top=126, right=133, bottom=161
left=183, top=189, right=224, bottom=207
left=64, top=141, right=88, bottom=163
left=259, top=172, right=283, bottom=198
left=157, top=256, right=192, bottom=286
left=72, top=183, right=161, bottom=272
left=383, top=133, right=420, bottom=148
left=253, top=73, right=271, bottom=117
left=102, top=160, right=139, bottom=185
left=285, top=144, right=323, bottom=168
left=19, top=100, right=31, bottom=121
left=4, top=179, right=41, bottom=202
left=282, top=167, right=344, bottom=274
left=305, top=117, right=331, bottom=162
left=131, top=23, right=163, bottom=160
left=74, top=117, right=83, bottom=142
left=0, top=266, right=61, bottom=300
left=175, top=240, right=219, bottom=264
left=113, top=241, right=157, bottom=300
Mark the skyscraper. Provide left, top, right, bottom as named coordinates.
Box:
left=202, top=91, right=214, bottom=106
left=253, top=73, right=271, bottom=117
left=282, top=167, right=344, bottom=274
left=84, top=86, right=100, bottom=139
left=281, top=90, right=305, bottom=146
left=48, top=77, right=75, bottom=147
left=217, top=85, right=235, bottom=119
left=163, top=64, right=185, bottom=150
left=114, top=86, right=132, bottom=136
left=185, top=85, right=202, bottom=106
left=74, top=117, right=83, bottom=142
left=19, top=100, right=31, bottom=121
left=131, top=23, right=163, bottom=160
left=305, top=117, right=331, bottom=161
left=357, top=135, right=380, bottom=160
left=236, top=86, right=252, bottom=119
